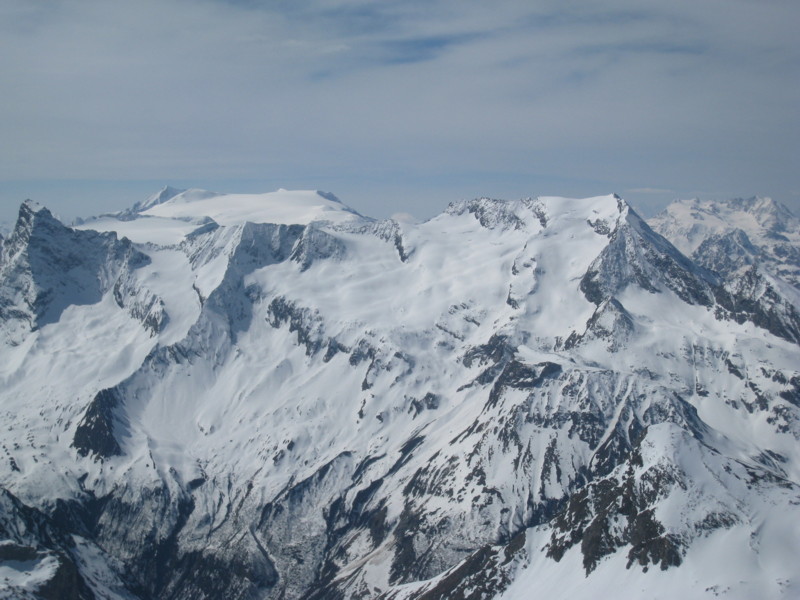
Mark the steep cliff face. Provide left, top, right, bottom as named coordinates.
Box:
left=0, top=190, right=798, bottom=599
left=0, top=201, right=166, bottom=347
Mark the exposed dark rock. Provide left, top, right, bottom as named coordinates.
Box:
left=0, top=202, right=153, bottom=332
left=72, top=388, right=124, bottom=460
left=291, top=224, right=347, bottom=271
left=692, top=229, right=760, bottom=278
left=37, top=553, right=94, bottom=600
left=564, top=297, right=635, bottom=351
left=546, top=451, right=691, bottom=575
left=446, top=198, right=527, bottom=230
left=486, top=361, right=562, bottom=409
left=625, top=510, right=682, bottom=571
left=580, top=211, right=715, bottom=308
left=780, top=375, right=800, bottom=408
left=713, top=266, right=800, bottom=345
left=387, top=435, right=426, bottom=476
left=267, top=296, right=326, bottom=355
left=409, top=393, right=441, bottom=417
left=0, top=487, right=94, bottom=599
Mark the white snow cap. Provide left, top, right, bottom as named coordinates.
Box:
left=141, top=188, right=363, bottom=226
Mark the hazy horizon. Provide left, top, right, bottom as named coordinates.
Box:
left=2, top=179, right=797, bottom=231
left=2, top=0, right=798, bottom=225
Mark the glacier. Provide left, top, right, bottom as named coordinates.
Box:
left=0, top=188, right=798, bottom=599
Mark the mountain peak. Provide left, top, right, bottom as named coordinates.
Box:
left=730, top=195, right=796, bottom=232
left=20, top=199, right=45, bottom=213
left=6, top=200, right=62, bottom=248
left=316, top=190, right=344, bottom=204
left=18, top=199, right=54, bottom=223
left=444, top=194, right=628, bottom=233
left=140, top=188, right=365, bottom=227
left=132, top=185, right=187, bottom=213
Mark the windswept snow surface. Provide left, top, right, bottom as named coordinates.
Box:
left=76, top=215, right=202, bottom=246
left=0, top=190, right=799, bottom=599
left=77, top=188, right=365, bottom=245
left=142, top=188, right=364, bottom=226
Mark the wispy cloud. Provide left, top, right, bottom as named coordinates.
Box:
left=627, top=188, right=675, bottom=194
left=574, top=40, right=707, bottom=58
left=0, top=0, right=798, bottom=220
left=370, top=33, right=487, bottom=66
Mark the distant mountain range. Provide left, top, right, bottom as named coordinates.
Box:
left=0, top=188, right=798, bottom=599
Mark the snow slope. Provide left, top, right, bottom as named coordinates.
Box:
left=141, top=188, right=363, bottom=226
left=0, top=190, right=798, bottom=599
left=76, top=187, right=365, bottom=246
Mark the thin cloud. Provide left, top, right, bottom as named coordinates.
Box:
left=574, top=40, right=707, bottom=58
left=627, top=188, right=675, bottom=194
left=370, top=33, right=488, bottom=66
left=0, top=0, right=798, bottom=221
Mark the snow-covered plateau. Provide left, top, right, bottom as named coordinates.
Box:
left=0, top=187, right=798, bottom=599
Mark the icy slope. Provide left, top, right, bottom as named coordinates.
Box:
left=0, top=190, right=798, bottom=599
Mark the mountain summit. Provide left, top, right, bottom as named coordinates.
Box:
left=140, top=188, right=364, bottom=227
left=0, top=190, right=798, bottom=599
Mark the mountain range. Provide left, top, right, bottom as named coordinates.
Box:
left=0, top=188, right=798, bottom=599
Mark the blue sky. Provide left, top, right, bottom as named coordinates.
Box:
left=1, top=0, right=799, bottom=225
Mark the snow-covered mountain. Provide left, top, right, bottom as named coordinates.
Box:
left=0, top=188, right=798, bottom=599
left=650, top=196, right=800, bottom=290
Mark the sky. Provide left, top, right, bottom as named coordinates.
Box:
left=1, top=0, right=799, bottom=226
